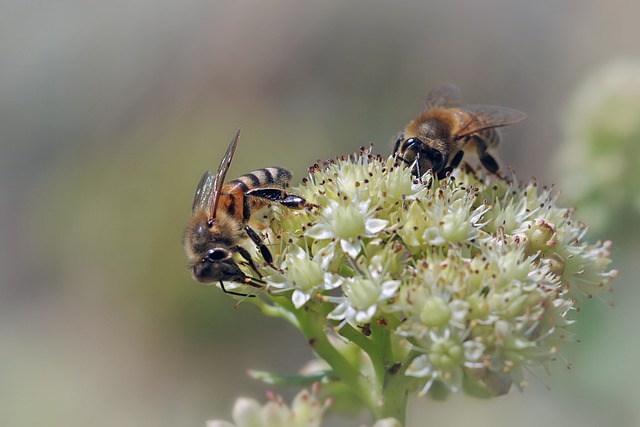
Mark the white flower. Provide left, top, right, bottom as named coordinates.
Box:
left=328, top=274, right=401, bottom=325
left=306, top=197, right=388, bottom=259
left=266, top=244, right=342, bottom=308
left=406, top=329, right=465, bottom=395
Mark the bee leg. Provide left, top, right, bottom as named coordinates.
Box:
left=436, top=149, right=465, bottom=179
left=393, top=136, right=401, bottom=151
left=244, top=225, right=274, bottom=265
left=392, top=133, right=407, bottom=152
left=479, top=153, right=499, bottom=174
left=393, top=137, right=404, bottom=160
left=234, top=242, right=267, bottom=278
left=436, top=168, right=451, bottom=180
left=449, top=150, right=465, bottom=169
left=280, top=194, right=307, bottom=209
left=219, top=281, right=258, bottom=297
left=472, top=136, right=500, bottom=174
left=246, top=188, right=307, bottom=209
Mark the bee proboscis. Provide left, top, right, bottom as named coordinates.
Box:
left=394, top=83, right=526, bottom=178
left=183, top=129, right=307, bottom=296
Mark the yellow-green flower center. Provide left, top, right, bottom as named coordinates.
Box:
left=419, top=296, right=451, bottom=327
left=429, top=339, right=463, bottom=370
left=288, top=257, right=323, bottom=291
left=331, top=205, right=365, bottom=239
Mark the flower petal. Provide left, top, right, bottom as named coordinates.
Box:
left=292, top=290, right=311, bottom=309
left=340, top=239, right=361, bottom=259
left=364, top=218, right=389, bottom=234
left=231, top=397, right=262, bottom=427
left=305, top=223, right=335, bottom=240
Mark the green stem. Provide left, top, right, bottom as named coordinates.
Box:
left=369, top=320, right=410, bottom=424
left=337, top=322, right=376, bottom=356
left=379, top=365, right=410, bottom=424
left=258, top=296, right=412, bottom=423
left=272, top=297, right=380, bottom=412
left=339, top=318, right=412, bottom=423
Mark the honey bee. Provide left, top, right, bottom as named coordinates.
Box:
left=394, top=84, right=526, bottom=179
left=183, top=129, right=307, bottom=296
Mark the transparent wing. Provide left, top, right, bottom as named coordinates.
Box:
left=455, top=105, right=526, bottom=139
left=191, top=170, right=214, bottom=211
left=206, top=128, right=242, bottom=219
left=424, top=83, right=463, bottom=109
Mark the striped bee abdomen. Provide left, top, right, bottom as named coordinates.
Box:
left=231, top=167, right=292, bottom=189
left=221, top=167, right=294, bottom=223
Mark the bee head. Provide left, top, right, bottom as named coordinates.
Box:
left=404, top=138, right=446, bottom=174
left=191, top=247, right=246, bottom=283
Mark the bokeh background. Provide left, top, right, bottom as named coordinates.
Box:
left=2, top=1, right=639, bottom=426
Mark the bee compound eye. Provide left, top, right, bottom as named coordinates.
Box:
left=404, top=138, right=424, bottom=149
left=205, top=248, right=228, bottom=262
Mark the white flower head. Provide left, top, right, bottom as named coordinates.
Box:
left=328, top=274, right=401, bottom=325
left=306, top=197, right=388, bottom=259
left=266, top=244, right=342, bottom=308
left=406, top=329, right=465, bottom=395
left=258, top=151, right=616, bottom=399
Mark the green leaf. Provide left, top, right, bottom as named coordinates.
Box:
left=248, top=369, right=334, bottom=386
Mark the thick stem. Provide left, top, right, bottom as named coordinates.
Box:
left=379, top=368, right=410, bottom=424
left=338, top=318, right=412, bottom=423
left=337, top=322, right=377, bottom=357
left=258, top=296, right=412, bottom=423
left=275, top=297, right=381, bottom=412
left=368, top=320, right=410, bottom=424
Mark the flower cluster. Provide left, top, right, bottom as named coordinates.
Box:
left=206, top=386, right=329, bottom=427
left=206, top=385, right=400, bottom=427
left=257, top=151, right=616, bottom=398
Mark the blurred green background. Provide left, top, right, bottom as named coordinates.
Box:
left=2, top=1, right=639, bottom=426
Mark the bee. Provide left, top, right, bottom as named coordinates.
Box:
left=394, top=83, right=526, bottom=179
left=183, top=129, right=307, bottom=296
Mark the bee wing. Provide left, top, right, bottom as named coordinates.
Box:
left=424, top=83, right=463, bottom=109
left=455, top=105, right=526, bottom=139
left=192, top=170, right=215, bottom=211
left=206, top=128, right=242, bottom=219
